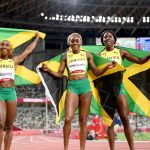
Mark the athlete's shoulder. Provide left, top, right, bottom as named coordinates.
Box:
left=62, top=51, right=67, bottom=55
left=113, top=47, right=119, bottom=50
left=60, top=52, right=67, bottom=60
left=119, top=48, right=126, bottom=52
left=80, top=49, right=86, bottom=52
left=80, top=49, right=87, bottom=54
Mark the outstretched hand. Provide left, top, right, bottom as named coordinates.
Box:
left=41, top=63, right=50, bottom=72
left=35, top=32, right=40, bottom=40
left=35, top=31, right=40, bottom=36
left=106, top=61, right=116, bottom=69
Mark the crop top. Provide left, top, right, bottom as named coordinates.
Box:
left=0, top=58, right=15, bottom=82
left=66, top=50, right=88, bottom=75
left=99, top=48, right=122, bottom=65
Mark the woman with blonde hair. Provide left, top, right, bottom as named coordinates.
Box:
left=41, top=32, right=116, bottom=150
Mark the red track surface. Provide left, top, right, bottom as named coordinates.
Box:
left=3, top=135, right=150, bottom=150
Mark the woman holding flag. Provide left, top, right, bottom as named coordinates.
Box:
left=41, top=32, right=116, bottom=150
left=98, top=30, right=150, bottom=150
left=0, top=32, right=40, bottom=150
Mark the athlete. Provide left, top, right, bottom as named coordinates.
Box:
left=97, top=30, right=150, bottom=150
left=41, top=33, right=116, bottom=150
left=0, top=32, right=40, bottom=150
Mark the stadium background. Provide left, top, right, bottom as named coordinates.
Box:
left=0, top=0, right=150, bottom=149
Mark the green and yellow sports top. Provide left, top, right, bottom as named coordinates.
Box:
left=67, top=50, right=88, bottom=75
left=0, top=58, right=15, bottom=82
left=99, top=48, right=122, bottom=65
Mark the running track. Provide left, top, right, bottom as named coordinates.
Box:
left=4, top=135, right=150, bottom=150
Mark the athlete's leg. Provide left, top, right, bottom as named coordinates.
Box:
left=63, top=92, right=79, bottom=150
left=4, top=101, right=17, bottom=150
left=79, top=92, right=92, bottom=150
left=0, top=101, right=6, bottom=149
left=116, top=94, right=134, bottom=150
left=107, top=121, right=115, bottom=150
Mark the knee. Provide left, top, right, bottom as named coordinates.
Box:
left=79, top=118, right=87, bottom=127
left=64, top=117, right=72, bottom=126
left=121, top=116, right=129, bottom=126
left=107, top=124, right=114, bottom=132
left=5, top=122, right=13, bottom=131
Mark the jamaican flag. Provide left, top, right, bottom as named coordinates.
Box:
left=37, top=46, right=126, bottom=126
left=0, top=27, right=46, bottom=85
left=84, top=45, right=150, bottom=122
left=37, top=45, right=150, bottom=126
left=116, top=46, right=150, bottom=117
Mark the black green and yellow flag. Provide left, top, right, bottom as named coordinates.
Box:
left=0, top=27, right=46, bottom=85
left=116, top=46, right=150, bottom=117
left=37, top=45, right=150, bottom=126
left=37, top=46, right=126, bottom=126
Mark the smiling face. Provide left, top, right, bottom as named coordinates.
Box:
left=68, top=33, right=82, bottom=53
left=102, top=32, right=115, bottom=48
left=0, top=40, right=12, bottom=58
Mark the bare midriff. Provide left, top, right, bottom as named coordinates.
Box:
left=68, top=74, right=88, bottom=80
left=0, top=80, right=15, bottom=88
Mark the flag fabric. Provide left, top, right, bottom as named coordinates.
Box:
left=83, top=45, right=150, bottom=120
left=37, top=45, right=150, bottom=126
left=3, top=28, right=149, bottom=126
left=116, top=46, right=150, bottom=117
left=37, top=46, right=126, bottom=126
left=0, top=27, right=46, bottom=85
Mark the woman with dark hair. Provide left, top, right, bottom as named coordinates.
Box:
left=0, top=32, right=40, bottom=150
left=41, top=32, right=116, bottom=150
left=97, top=30, right=150, bottom=150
